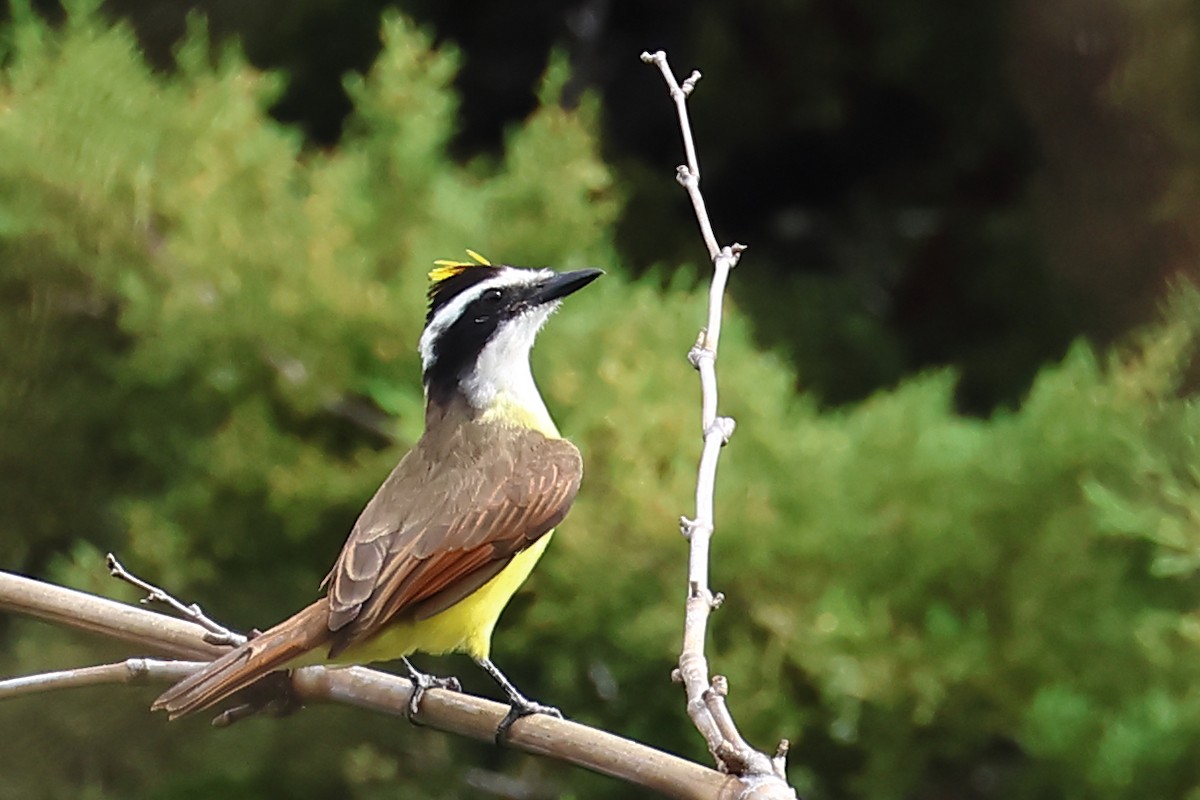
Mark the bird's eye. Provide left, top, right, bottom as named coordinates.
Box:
left=473, top=288, right=504, bottom=324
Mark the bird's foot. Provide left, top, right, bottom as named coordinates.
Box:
left=210, top=671, right=302, bottom=728
left=402, top=657, right=462, bottom=724
left=494, top=695, right=562, bottom=744
left=473, top=656, right=562, bottom=743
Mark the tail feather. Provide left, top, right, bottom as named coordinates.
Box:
left=152, top=600, right=331, bottom=719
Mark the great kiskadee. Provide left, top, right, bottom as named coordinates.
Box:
left=152, top=253, right=601, bottom=734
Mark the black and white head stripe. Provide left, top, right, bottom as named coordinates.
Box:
left=425, top=265, right=506, bottom=327
left=419, top=266, right=556, bottom=375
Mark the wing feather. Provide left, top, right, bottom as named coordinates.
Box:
left=323, top=425, right=582, bottom=651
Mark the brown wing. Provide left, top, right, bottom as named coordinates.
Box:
left=322, top=423, right=582, bottom=655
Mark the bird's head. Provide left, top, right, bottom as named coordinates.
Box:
left=419, top=251, right=602, bottom=417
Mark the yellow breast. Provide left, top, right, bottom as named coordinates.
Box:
left=480, top=392, right=560, bottom=439
left=330, top=533, right=554, bottom=664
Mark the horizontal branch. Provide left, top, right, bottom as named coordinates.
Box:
left=0, top=570, right=226, bottom=661
left=0, top=658, right=200, bottom=700
left=0, top=571, right=746, bottom=800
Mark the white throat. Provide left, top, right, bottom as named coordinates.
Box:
left=465, top=342, right=556, bottom=435
left=430, top=302, right=561, bottom=436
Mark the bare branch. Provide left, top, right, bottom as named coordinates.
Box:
left=0, top=570, right=742, bottom=800
left=106, top=553, right=246, bottom=647
left=642, top=50, right=797, bottom=798
left=0, top=570, right=225, bottom=661
left=639, top=50, right=733, bottom=263
left=0, top=659, right=200, bottom=700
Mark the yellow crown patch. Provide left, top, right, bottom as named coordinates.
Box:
left=428, top=249, right=493, bottom=284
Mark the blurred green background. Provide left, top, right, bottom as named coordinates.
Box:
left=4, top=0, right=1200, bottom=798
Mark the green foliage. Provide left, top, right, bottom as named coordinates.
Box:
left=3, top=7, right=1200, bottom=800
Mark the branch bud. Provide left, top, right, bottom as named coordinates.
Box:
left=675, top=164, right=697, bottom=188
left=772, top=739, right=791, bottom=777
left=688, top=332, right=714, bottom=369
left=706, top=416, right=736, bottom=444
left=679, top=516, right=695, bottom=538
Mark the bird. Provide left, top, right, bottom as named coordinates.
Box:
left=152, top=251, right=601, bottom=736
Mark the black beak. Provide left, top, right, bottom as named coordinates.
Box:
left=531, top=268, right=604, bottom=306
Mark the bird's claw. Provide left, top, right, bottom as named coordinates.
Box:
left=402, top=658, right=461, bottom=724
left=209, top=671, right=301, bottom=727
left=494, top=698, right=562, bottom=744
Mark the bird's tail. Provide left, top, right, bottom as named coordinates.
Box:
left=152, top=599, right=332, bottom=720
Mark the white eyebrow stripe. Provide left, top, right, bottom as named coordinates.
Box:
left=418, top=267, right=554, bottom=369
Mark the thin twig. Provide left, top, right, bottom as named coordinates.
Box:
left=0, top=659, right=201, bottom=700
left=642, top=49, right=795, bottom=798
left=0, top=570, right=742, bottom=800
left=106, top=553, right=246, bottom=648
left=0, top=570, right=225, bottom=661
